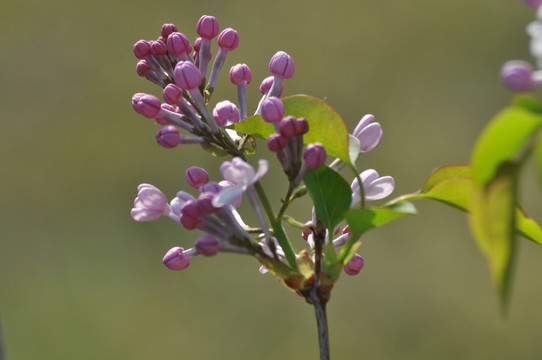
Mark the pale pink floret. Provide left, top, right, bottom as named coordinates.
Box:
left=351, top=169, right=395, bottom=207
left=353, top=114, right=383, bottom=153
left=212, top=158, right=268, bottom=207
left=131, top=184, right=170, bottom=221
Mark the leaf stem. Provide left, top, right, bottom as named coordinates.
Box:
left=253, top=181, right=298, bottom=271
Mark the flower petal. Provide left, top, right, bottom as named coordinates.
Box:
left=365, top=176, right=395, bottom=201
left=212, top=185, right=245, bottom=207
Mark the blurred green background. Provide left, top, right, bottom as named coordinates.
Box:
left=1, top=0, right=542, bottom=359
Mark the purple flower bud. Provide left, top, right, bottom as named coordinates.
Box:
left=524, top=0, right=542, bottom=9
left=196, top=15, right=220, bottom=40
left=267, top=134, right=286, bottom=152
left=295, top=117, right=309, bottom=135
left=156, top=126, right=181, bottom=148
left=200, top=181, right=222, bottom=194
left=132, top=93, right=145, bottom=112
left=229, top=64, right=252, bottom=85
left=174, top=61, right=202, bottom=90
left=344, top=253, right=364, bottom=275
left=155, top=104, right=175, bottom=125
left=269, top=51, right=295, bottom=79
left=261, top=97, right=285, bottom=123
left=150, top=40, right=167, bottom=56
left=195, top=235, right=220, bottom=256
left=136, top=60, right=151, bottom=76
left=135, top=94, right=162, bottom=118
left=500, top=60, right=535, bottom=92
left=162, top=84, right=183, bottom=105
left=193, top=37, right=202, bottom=53
left=213, top=100, right=240, bottom=126
left=181, top=199, right=204, bottom=219
left=259, top=76, right=282, bottom=96
left=218, top=28, right=239, bottom=51
left=353, top=114, right=383, bottom=153
left=198, top=192, right=219, bottom=214
left=163, top=247, right=191, bottom=270
left=167, top=32, right=192, bottom=58
left=279, top=116, right=298, bottom=137
left=133, top=40, right=151, bottom=59
left=186, top=166, right=210, bottom=188
left=303, top=143, right=327, bottom=169
left=161, top=23, right=178, bottom=38
left=131, top=184, right=170, bottom=221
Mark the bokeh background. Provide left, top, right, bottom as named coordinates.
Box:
left=1, top=0, right=542, bottom=359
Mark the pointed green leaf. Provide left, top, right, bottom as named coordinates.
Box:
left=339, top=202, right=417, bottom=262
left=468, top=162, right=519, bottom=306
left=535, top=130, right=542, bottom=189
left=392, top=165, right=542, bottom=245
left=421, top=165, right=472, bottom=193
left=512, top=95, right=542, bottom=113
left=471, top=106, right=542, bottom=185
left=304, top=166, right=352, bottom=231
left=232, top=95, right=352, bottom=164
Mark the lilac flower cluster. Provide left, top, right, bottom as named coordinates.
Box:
left=501, top=0, right=542, bottom=91
left=130, top=15, right=395, bottom=282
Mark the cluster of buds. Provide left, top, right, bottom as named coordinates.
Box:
left=501, top=0, right=542, bottom=91
left=130, top=15, right=396, bottom=292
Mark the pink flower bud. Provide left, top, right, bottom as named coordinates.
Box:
left=353, top=114, right=383, bottom=153
left=259, top=76, right=283, bottom=96
left=163, top=247, right=191, bottom=270
left=261, top=97, right=285, bottom=123
left=196, top=15, right=220, bottom=40
left=174, top=61, right=202, bottom=90
left=200, top=181, right=222, bottom=194
left=136, top=60, right=151, bottom=76
left=269, top=51, right=295, bottom=79
left=161, top=23, right=178, bottom=38
left=217, top=28, right=239, bottom=51
left=267, top=134, right=286, bottom=152
left=213, top=100, right=240, bottom=126
left=135, top=94, right=162, bottom=118
left=197, top=192, right=219, bottom=214
left=279, top=116, right=298, bottom=137
left=186, top=166, right=210, bottom=188
left=132, top=93, right=145, bottom=112
left=229, top=63, right=252, bottom=85
left=500, top=60, right=535, bottom=92
left=195, top=235, right=220, bottom=256
left=344, top=253, right=364, bottom=275
left=524, top=0, right=542, bottom=9
left=162, top=84, right=183, bottom=105
left=303, top=143, right=327, bottom=169
left=150, top=40, right=167, bottom=56
left=133, top=40, right=151, bottom=59
left=167, top=32, right=192, bottom=57
left=295, top=117, right=309, bottom=135
left=156, top=126, right=181, bottom=148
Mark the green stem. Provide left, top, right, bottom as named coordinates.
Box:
left=253, top=181, right=298, bottom=271
left=276, top=182, right=296, bottom=221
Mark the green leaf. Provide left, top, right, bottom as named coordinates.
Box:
left=421, top=165, right=472, bottom=193
left=471, top=106, right=542, bottom=185
left=304, top=166, right=352, bottom=231
left=468, top=162, right=519, bottom=307
left=392, top=165, right=542, bottom=245
left=535, top=130, right=542, bottom=189
left=232, top=95, right=352, bottom=164
left=512, top=95, right=542, bottom=113
left=339, top=202, right=417, bottom=262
